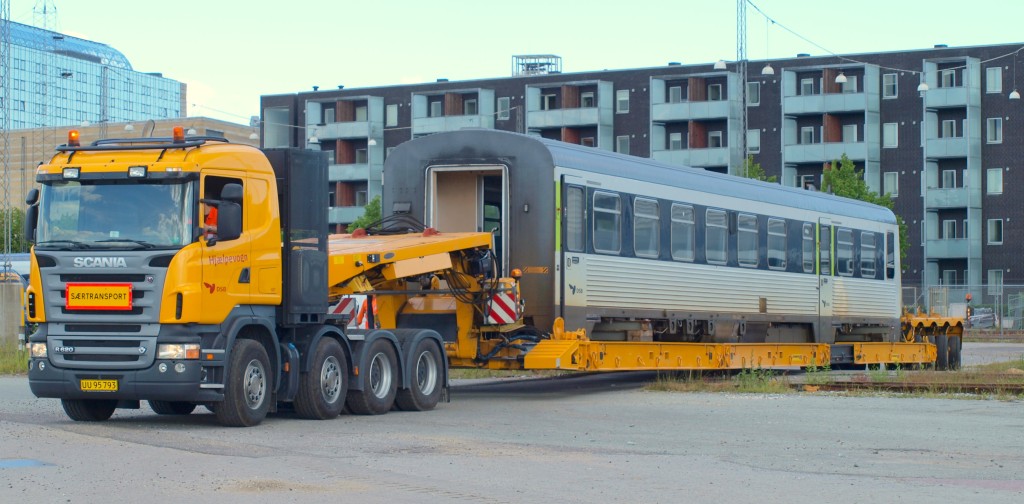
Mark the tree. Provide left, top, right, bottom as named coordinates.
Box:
left=822, top=154, right=909, bottom=267
left=346, top=195, right=381, bottom=232
left=740, top=155, right=777, bottom=183
left=0, top=207, right=29, bottom=253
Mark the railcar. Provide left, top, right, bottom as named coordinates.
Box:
left=383, top=129, right=900, bottom=345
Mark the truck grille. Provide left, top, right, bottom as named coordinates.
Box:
left=48, top=336, right=156, bottom=370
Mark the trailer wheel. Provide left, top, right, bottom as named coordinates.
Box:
left=215, top=339, right=271, bottom=427
left=346, top=339, right=397, bottom=415
left=148, top=401, right=196, bottom=415
left=395, top=339, right=443, bottom=411
left=934, top=332, right=950, bottom=371
left=947, top=335, right=962, bottom=370
left=61, top=399, right=117, bottom=422
left=294, top=337, right=348, bottom=420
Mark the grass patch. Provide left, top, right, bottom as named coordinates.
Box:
left=448, top=368, right=564, bottom=379
left=0, top=340, right=28, bottom=375
left=645, top=368, right=791, bottom=394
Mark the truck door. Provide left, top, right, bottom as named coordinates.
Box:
left=818, top=219, right=834, bottom=343
left=559, top=177, right=587, bottom=321
left=425, top=165, right=507, bottom=275
left=200, top=172, right=251, bottom=322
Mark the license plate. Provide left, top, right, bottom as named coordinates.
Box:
left=66, top=283, right=133, bottom=311
left=80, top=379, right=118, bottom=392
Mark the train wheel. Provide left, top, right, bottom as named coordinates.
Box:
left=61, top=399, right=117, bottom=422
left=149, top=401, right=196, bottom=415
left=294, top=337, right=348, bottom=420
left=215, top=339, right=271, bottom=427
left=934, top=331, right=949, bottom=371
left=947, top=335, right=962, bottom=370
left=395, top=339, right=443, bottom=411
left=346, top=339, right=398, bottom=415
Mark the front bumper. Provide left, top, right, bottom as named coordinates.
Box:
left=28, top=358, right=224, bottom=403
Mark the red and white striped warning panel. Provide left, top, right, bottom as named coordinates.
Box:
left=486, top=291, right=519, bottom=325
left=330, top=297, right=357, bottom=319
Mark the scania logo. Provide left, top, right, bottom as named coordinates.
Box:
left=73, top=257, right=128, bottom=268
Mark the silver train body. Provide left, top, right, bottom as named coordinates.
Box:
left=383, top=129, right=901, bottom=344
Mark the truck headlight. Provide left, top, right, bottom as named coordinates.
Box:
left=29, top=342, right=47, bottom=358
left=157, top=343, right=200, bottom=360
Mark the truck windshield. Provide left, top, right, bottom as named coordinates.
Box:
left=35, top=179, right=195, bottom=250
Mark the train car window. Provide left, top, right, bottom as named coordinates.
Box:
left=768, top=218, right=787, bottom=270
left=802, top=223, right=815, bottom=273
left=820, top=225, right=832, bottom=275
left=633, top=197, right=660, bottom=258
left=886, top=231, right=896, bottom=279
left=860, top=232, right=877, bottom=279
left=670, top=204, right=695, bottom=262
left=737, top=213, right=758, bottom=268
left=566, top=186, right=585, bottom=252
left=593, top=192, right=621, bottom=254
left=836, top=228, right=854, bottom=277
left=706, top=209, right=728, bottom=265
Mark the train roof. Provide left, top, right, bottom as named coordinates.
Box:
left=400, top=129, right=896, bottom=225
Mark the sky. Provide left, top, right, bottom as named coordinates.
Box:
left=11, top=0, right=1024, bottom=124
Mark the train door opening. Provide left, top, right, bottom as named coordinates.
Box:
left=425, top=165, right=508, bottom=275
left=818, top=219, right=835, bottom=343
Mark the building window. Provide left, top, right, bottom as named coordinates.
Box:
left=355, top=190, right=368, bottom=207
left=355, top=106, right=367, bottom=122
left=884, top=172, right=899, bottom=197
left=942, top=220, right=956, bottom=239
left=883, top=122, right=898, bottom=148
left=737, top=213, right=758, bottom=268
left=465, top=99, right=478, bottom=115
left=987, top=219, right=1003, bottom=244
left=429, top=101, right=442, bottom=117
left=987, top=117, right=1003, bottom=143
left=800, top=126, right=814, bottom=144
left=964, top=219, right=970, bottom=239
left=746, top=129, right=760, bottom=153
left=941, top=69, right=956, bottom=88
left=800, top=78, right=814, bottom=95
left=800, top=174, right=817, bottom=191
left=747, top=82, right=760, bottom=106
left=941, top=120, right=956, bottom=138
left=989, top=269, right=1004, bottom=295
left=386, top=104, right=398, bottom=127
left=987, top=168, right=1003, bottom=194
left=593, top=192, right=621, bottom=254
left=671, top=204, right=695, bottom=262
left=581, top=92, right=595, bottom=108
left=836, top=228, right=854, bottom=277
left=669, top=132, right=683, bottom=150
left=668, top=86, right=682, bottom=103
left=986, top=67, right=1003, bottom=93
left=942, top=270, right=957, bottom=285
left=385, top=147, right=395, bottom=160
left=767, top=218, right=786, bottom=270
left=634, top=198, right=660, bottom=258
left=541, top=94, right=556, bottom=110
left=616, top=89, right=629, bottom=113
left=942, top=169, right=956, bottom=188
left=566, top=186, right=585, bottom=252
left=708, top=131, right=723, bottom=148
left=616, top=135, right=630, bottom=154
left=842, top=124, right=858, bottom=142
left=708, top=84, right=723, bottom=101
left=801, top=223, right=815, bottom=273
left=705, top=209, right=728, bottom=265
left=841, top=75, right=858, bottom=93
left=581, top=137, right=595, bottom=147
left=355, top=149, right=368, bottom=164
left=497, top=97, right=511, bottom=120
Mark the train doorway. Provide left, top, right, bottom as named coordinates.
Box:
left=424, top=165, right=508, bottom=275
left=818, top=219, right=835, bottom=343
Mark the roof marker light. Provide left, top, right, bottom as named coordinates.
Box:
left=68, top=130, right=80, bottom=147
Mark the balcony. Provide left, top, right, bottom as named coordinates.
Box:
left=924, top=87, right=968, bottom=108
left=924, top=187, right=970, bottom=209
left=314, top=121, right=370, bottom=140
left=783, top=92, right=867, bottom=115
left=412, top=114, right=489, bottom=135
left=329, top=163, right=369, bottom=183
left=926, top=238, right=978, bottom=259
left=526, top=107, right=601, bottom=129
left=925, top=137, right=968, bottom=158
left=651, top=100, right=729, bottom=122
left=329, top=206, right=366, bottom=224
left=784, top=141, right=866, bottom=164
left=652, top=147, right=729, bottom=168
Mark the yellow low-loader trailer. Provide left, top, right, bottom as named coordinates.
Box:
left=23, top=130, right=943, bottom=428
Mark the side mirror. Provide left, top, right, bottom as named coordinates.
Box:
left=217, top=201, right=242, bottom=242
left=24, top=189, right=39, bottom=244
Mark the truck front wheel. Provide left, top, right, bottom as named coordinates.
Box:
left=395, top=339, right=443, bottom=411
left=346, top=339, right=397, bottom=415
left=215, top=339, right=271, bottom=427
left=62, top=399, right=117, bottom=422
left=294, top=337, right=348, bottom=420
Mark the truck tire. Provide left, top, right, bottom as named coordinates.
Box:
left=294, top=337, right=348, bottom=420
left=346, top=338, right=397, bottom=415
left=934, top=332, right=949, bottom=371
left=215, top=339, right=271, bottom=427
left=62, top=399, right=117, bottom=422
left=395, top=339, right=443, bottom=411
left=947, top=335, right=962, bottom=370
left=148, top=400, right=196, bottom=415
